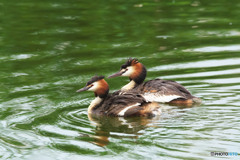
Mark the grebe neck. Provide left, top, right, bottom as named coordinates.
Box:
left=130, top=63, right=146, bottom=85
left=88, top=96, right=103, bottom=114
left=121, top=80, right=137, bottom=91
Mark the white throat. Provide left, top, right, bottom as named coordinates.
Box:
left=88, top=97, right=103, bottom=114
left=121, top=80, right=136, bottom=91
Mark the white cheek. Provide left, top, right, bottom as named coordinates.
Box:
left=122, top=66, right=134, bottom=77
left=88, top=82, right=99, bottom=91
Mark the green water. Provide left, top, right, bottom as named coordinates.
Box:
left=1, top=0, right=240, bottom=159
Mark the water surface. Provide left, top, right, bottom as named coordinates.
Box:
left=1, top=0, right=240, bottom=159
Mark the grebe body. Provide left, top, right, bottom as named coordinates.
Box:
left=108, top=58, right=201, bottom=105
left=77, top=76, right=161, bottom=117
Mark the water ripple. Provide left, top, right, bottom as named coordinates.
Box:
left=1, top=0, right=240, bottom=159
left=161, top=68, right=240, bottom=79
left=185, top=44, right=240, bottom=53
left=149, top=58, right=240, bottom=71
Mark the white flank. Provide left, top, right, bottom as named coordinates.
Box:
left=88, top=97, right=103, bottom=114
left=121, top=80, right=136, bottom=91
left=118, top=103, right=141, bottom=116
left=143, top=93, right=181, bottom=103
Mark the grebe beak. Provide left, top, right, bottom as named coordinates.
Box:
left=76, top=86, right=91, bottom=92
left=108, top=71, right=123, bottom=78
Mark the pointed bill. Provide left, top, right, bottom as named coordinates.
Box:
left=76, top=86, right=91, bottom=92
left=108, top=71, right=124, bottom=78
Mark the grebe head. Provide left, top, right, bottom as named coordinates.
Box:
left=108, top=58, right=147, bottom=84
left=77, top=75, right=109, bottom=98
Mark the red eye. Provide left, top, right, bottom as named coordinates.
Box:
left=122, top=68, right=128, bottom=74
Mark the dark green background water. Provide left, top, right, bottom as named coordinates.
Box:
left=1, top=0, right=240, bottom=159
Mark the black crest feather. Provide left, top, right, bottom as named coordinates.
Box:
left=86, top=75, right=105, bottom=85
left=121, top=57, right=138, bottom=69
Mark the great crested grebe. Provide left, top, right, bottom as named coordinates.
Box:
left=76, top=75, right=161, bottom=117
left=108, top=58, right=201, bottom=105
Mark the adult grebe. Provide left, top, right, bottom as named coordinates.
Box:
left=108, top=58, right=201, bottom=105
left=76, top=75, right=161, bottom=117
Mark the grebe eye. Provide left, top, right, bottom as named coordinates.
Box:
left=122, top=68, right=128, bottom=73
left=88, top=84, right=93, bottom=87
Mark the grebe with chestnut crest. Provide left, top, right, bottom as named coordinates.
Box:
left=108, top=58, right=201, bottom=105
left=76, top=75, right=161, bottom=117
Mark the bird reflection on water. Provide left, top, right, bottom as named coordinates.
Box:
left=85, top=103, right=199, bottom=147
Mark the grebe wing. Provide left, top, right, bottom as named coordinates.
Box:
left=102, top=93, right=146, bottom=116
left=139, top=79, right=194, bottom=103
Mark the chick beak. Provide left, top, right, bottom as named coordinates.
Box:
left=76, top=86, right=91, bottom=93
left=108, top=71, right=124, bottom=78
